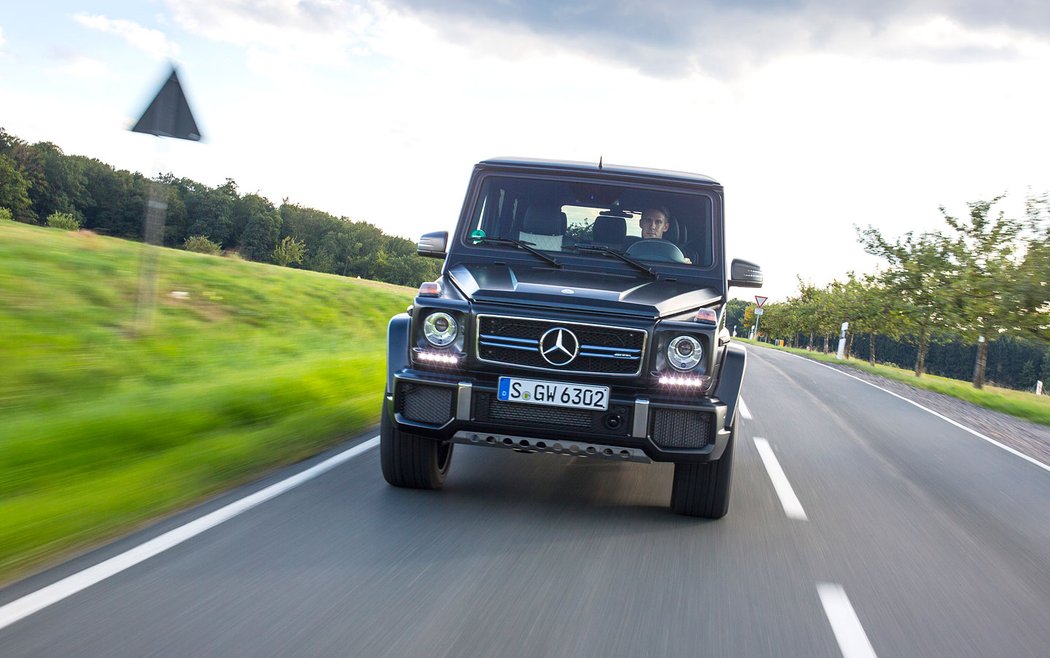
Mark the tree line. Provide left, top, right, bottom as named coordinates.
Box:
left=0, top=128, right=442, bottom=287
left=733, top=196, right=1049, bottom=391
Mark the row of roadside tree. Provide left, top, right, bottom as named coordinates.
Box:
left=0, top=128, right=442, bottom=287
left=733, top=196, right=1049, bottom=390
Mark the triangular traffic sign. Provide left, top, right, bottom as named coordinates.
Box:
left=131, top=66, right=201, bottom=141
left=755, top=295, right=768, bottom=308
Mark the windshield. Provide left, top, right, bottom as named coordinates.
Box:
left=464, top=175, right=717, bottom=269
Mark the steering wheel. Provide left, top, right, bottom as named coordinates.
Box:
left=625, top=239, right=688, bottom=263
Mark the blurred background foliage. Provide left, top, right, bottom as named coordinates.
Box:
left=0, top=127, right=442, bottom=287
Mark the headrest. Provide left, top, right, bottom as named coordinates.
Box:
left=665, top=217, right=680, bottom=243
left=522, top=205, right=567, bottom=236
left=593, top=215, right=626, bottom=245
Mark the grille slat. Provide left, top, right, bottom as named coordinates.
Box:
left=472, top=392, right=631, bottom=436
left=488, top=399, right=593, bottom=429
left=477, top=316, right=645, bottom=375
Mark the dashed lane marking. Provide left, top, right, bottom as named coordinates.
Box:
left=817, top=582, right=878, bottom=658
left=753, top=437, right=808, bottom=521
left=0, top=436, right=381, bottom=632
left=738, top=397, right=753, bottom=420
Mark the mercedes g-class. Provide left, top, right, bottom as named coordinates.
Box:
left=381, top=158, right=762, bottom=518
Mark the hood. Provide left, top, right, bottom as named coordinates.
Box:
left=447, top=263, right=722, bottom=319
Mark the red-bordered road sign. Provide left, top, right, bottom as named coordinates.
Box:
left=755, top=295, right=768, bottom=308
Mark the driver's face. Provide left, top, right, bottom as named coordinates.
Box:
left=640, top=209, right=669, bottom=239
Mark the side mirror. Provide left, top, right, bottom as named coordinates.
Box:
left=729, top=259, right=763, bottom=288
left=417, top=231, right=448, bottom=258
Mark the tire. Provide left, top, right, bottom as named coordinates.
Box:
left=670, top=426, right=734, bottom=518
left=380, top=399, right=453, bottom=490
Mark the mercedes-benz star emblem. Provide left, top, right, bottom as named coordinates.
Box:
left=539, top=327, right=579, bottom=366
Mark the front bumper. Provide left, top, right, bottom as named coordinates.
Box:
left=387, top=369, right=731, bottom=464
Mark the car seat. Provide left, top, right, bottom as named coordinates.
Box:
left=518, top=204, right=567, bottom=252
left=592, top=215, right=627, bottom=250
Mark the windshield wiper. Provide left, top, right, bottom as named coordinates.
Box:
left=569, top=244, right=658, bottom=279
left=473, top=236, right=562, bottom=268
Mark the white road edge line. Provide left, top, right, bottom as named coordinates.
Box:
left=0, top=436, right=381, bottom=632
left=769, top=349, right=1050, bottom=474
left=817, top=582, right=878, bottom=658
left=738, top=397, right=753, bottom=420
left=753, top=437, right=808, bottom=521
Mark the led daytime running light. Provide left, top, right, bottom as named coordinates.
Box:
left=416, top=350, right=461, bottom=365
left=658, top=375, right=708, bottom=387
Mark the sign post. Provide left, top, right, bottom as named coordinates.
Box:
left=836, top=321, right=849, bottom=360
left=753, top=296, right=767, bottom=340
left=130, top=65, right=201, bottom=335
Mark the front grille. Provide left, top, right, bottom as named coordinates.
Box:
left=489, top=399, right=593, bottom=429
left=651, top=409, right=713, bottom=449
left=398, top=383, right=454, bottom=425
left=477, top=315, right=645, bottom=375
left=473, top=391, right=631, bottom=436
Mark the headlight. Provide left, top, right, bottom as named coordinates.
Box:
left=667, top=335, right=703, bottom=371
left=423, top=312, right=458, bottom=347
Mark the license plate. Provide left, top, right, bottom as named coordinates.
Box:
left=497, top=377, right=609, bottom=411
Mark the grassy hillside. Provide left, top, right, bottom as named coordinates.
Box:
left=0, top=221, right=414, bottom=583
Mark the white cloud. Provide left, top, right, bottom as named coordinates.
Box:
left=59, top=54, right=110, bottom=78
left=0, top=25, right=6, bottom=48
left=164, top=0, right=376, bottom=70
left=73, top=13, right=180, bottom=59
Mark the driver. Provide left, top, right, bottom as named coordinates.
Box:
left=639, top=206, right=672, bottom=239
left=639, top=206, right=691, bottom=263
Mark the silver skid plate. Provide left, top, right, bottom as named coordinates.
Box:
left=452, top=431, right=651, bottom=463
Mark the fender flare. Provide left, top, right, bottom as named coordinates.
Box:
left=386, top=313, right=412, bottom=394
left=713, top=342, right=747, bottom=429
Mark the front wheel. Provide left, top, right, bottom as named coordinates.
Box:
left=380, top=399, right=453, bottom=490
left=670, top=426, right=734, bottom=518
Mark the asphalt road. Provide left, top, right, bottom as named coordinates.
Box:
left=2, top=346, right=1049, bottom=657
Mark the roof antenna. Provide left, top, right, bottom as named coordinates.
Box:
left=598, top=156, right=603, bottom=170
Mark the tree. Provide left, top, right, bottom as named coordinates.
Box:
left=273, top=235, right=306, bottom=267
left=858, top=226, right=954, bottom=376
left=723, top=298, right=749, bottom=336
left=24, top=142, right=88, bottom=222
left=235, top=194, right=282, bottom=262
left=832, top=273, right=902, bottom=364
left=0, top=154, right=34, bottom=223
left=1015, top=195, right=1050, bottom=343
left=939, top=197, right=1024, bottom=388
left=183, top=179, right=235, bottom=246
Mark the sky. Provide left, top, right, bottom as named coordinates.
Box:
left=2, top=1, right=1049, bottom=301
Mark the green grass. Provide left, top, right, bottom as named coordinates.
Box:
left=0, top=222, right=415, bottom=583
left=740, top=338, right=1050, bottom=427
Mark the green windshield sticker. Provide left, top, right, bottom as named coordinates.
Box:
left=470, top=229, right=486, bottom=244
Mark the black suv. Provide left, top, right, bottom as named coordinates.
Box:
left=381, top=158, right=762, bottom=518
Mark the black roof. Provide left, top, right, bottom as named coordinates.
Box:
left=478, top=157, right=720, bottom=186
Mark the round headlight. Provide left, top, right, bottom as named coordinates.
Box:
left=667, top=335, right=703, bottom=371
left=423, top=312, right=458, bottom=347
